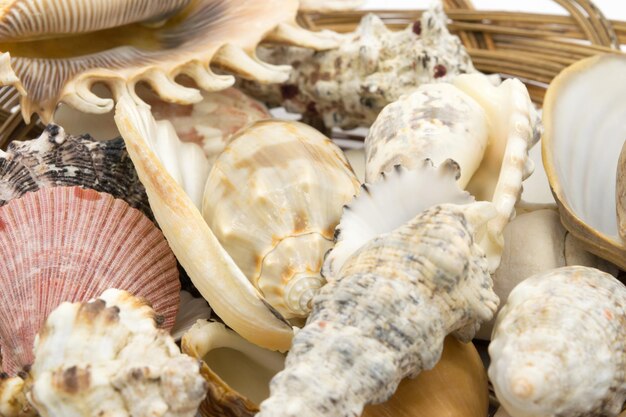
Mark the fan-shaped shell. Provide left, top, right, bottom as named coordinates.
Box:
left=0, top=124, right=152, bottom=218
left=0, top=186, right=179, bottom=376
left=489, top=266, right=626, bottom=417
left=202, top=120, right=360, bottom=318
left=0, top=0, right=338, bottom=123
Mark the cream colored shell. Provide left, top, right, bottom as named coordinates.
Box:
left=202, top=120, right=360, bottom=318
left=489, top=266, right=626, bottom=417
left=29, top=289, right=207, bottom=417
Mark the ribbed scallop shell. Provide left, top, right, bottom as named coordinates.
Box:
left=0, top=0, right=338, bottom=123
left=202, top=120, right=360, bottom=319
left=0, top=0, right=190, bottom=41
left=257, top=203, right=499, bottom=417
left=0, top=186, right=179, bottom=376
left=489, top=266, right=626, bottom=417
left=0, top=124, right=152, bottom=218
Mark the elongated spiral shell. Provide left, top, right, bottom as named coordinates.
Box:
left=489, top=266, right=626, bottom=417
left=257, top=203, right=499, bottom=417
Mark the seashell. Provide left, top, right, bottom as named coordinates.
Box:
left=147, top=87, right=271, bottom=165
left=0, top=0, right=339, bottom=123
left=362, top=337, right=489, bottom=417
left=202, top=120, right=360, bottom=319
left=0, top=375, right=35, bottom=417
left=115, top=96, right=294, bottom=351
left=0, top=123, right=152, bottom=219
left=543, top=53, right=626, bottom=270
left=183, top=326, right=487, bottom=417
left=343, top=148, right=365, bottom=183
left=489, top=266, right=626, bottom=417
left=618, top=141, right=626, bottom=241
left=323, top=160, right=473, bottom=280
left=257, top=202, right=499, bottom=417
left=0, top=186, right=180, bottom=376
left=30, top=288, right=207, bottom=417
left=241, top=3, right=478, bottom=129
left=170, top=291, right=212, bottom=341
left=475, top=208, right=612, bottom=340
left=363, top=73, right=539, bottom=272
left=181, top=320, right=286, bottom=417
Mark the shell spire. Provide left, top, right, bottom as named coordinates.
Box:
left=258, top=203, right=499, bottom=417
left=0, top=0, right=340, bottom=123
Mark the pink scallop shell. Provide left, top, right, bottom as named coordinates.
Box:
left=0, top=186, right=180, bottom=375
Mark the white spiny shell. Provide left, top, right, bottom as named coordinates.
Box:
left=115, top=96, right=294, bottom=352
left=241, top=3, right=477, bottom=129
left=323, top=160, right=473, bottom=280
left=202, top=120, right=360, bottom=318
left=489, top=266, right=626, bottom=417
left=364, top=73, right=539, bottom=272
left=0, top=0, right=339, bottom=123
left=258, top=203, right=498, bottom=417
left=29, top=289, right=207, bottom=417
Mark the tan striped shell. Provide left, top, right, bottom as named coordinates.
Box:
left=202, top=120, right=360, bottom=319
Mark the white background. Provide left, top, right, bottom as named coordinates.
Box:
left=360, top=1, right=626, bottom=21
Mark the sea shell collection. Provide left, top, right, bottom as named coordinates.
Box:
left=0, top=1, right=625, bottom=417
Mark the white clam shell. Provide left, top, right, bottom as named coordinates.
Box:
left=489, top=266, right=626, bottom=417
left=543, top=53, right=626, bottom=270
left=202, top=120, right=360, bottom=318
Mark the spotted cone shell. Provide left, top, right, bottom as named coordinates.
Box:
left=0, top=186, right=179, bottom=376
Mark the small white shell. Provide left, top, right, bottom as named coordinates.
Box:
left=489, top=266, right=626, bottom=417
left=30, top=289, right=207, bottom=417
left=202, top=120, right=360, bottom=318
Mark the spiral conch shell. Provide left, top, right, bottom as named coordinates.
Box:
left=364, top=73, right=539, bottom=272
left=202, top=120, right=360, bottom=319
left=489, top=266, right=626, bottom=417
left=29, top=289, right=207, bottom=417
left=0, top=0, right=339, bottom=123
left=257, top=203, right=499, bottom=417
